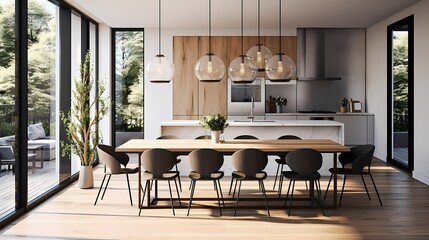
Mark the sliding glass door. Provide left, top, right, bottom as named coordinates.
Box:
left=0, top=0, right=17, bottom=219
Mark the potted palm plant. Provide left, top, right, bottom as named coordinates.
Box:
left=199, top=114, right=229, bottom=143
left=61, top=52, right=109, bottom=189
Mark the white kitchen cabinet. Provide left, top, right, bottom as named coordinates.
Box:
left=339, top=115, right=374, bottom=145
left=265, top=115, right=297, bottom=120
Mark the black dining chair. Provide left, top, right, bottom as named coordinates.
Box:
left=324, top=144, right=382, bottom=207
left=94, top=144, right=138, bottom=206
left=282, top=148, right=324, bottom=216
left=157, top=135, right=182, bottom=192
left=187, top=148, right=225, bottom=216
left=231, top=148, right=270, bottom=217
left=273, top=135, right=302, bottom=191
left=229, top=135, right=259, bottom=195
left=139, top=148, right=182, bottom=216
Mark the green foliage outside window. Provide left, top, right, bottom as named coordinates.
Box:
left=393, top=32, right=409, bottom=132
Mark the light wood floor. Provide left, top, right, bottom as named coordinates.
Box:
left=1, top=158, right=429, bottom=239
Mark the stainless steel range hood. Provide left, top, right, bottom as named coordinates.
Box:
left=297, top=28, right=341, bottom=81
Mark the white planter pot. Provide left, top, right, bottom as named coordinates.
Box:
left=79, top=165, right=94, bottom=189
left=211, top=131, right=220, bottom=143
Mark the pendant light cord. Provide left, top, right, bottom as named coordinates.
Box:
left=158, top=0, right=161, bottom=55
left=208, top=0, right=212, bottom=53
left=241, top=0, right=244, bottom=56
left=278, top=0, right=282, bottom=53
left=257, top=0, right=261, bottom=45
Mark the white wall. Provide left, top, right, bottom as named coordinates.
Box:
left=98, top=24, right=112, bottom=145
left=144, top=27, right=297, bottom=139
left=366, top=0, right=429, bottom=184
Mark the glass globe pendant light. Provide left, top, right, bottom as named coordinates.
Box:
left=146, top=0, right=175, bottom=83
left=229, top=0, right=257, bottom=84
left=265, top=0, right=296, bottom=82
left=246, top=0, right=272, bottom=71
left=194, top=0, right=225, bottom=82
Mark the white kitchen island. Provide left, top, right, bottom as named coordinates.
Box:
left=160, top=120, right=344, bottom=176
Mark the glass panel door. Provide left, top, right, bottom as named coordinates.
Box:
left=113, top=30, right=144, bottom=147
left=388, top=16, right=414, bottom=172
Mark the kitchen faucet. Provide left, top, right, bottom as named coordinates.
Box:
left=248, top=95, right=255, bottom=122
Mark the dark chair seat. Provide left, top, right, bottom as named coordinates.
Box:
left=189, top=171, right=224, bottom=180
left=232, top=171, right=267, bottom=180
left=142, top=171, right=179, bottom=181
left=282, top=171, right=321, bottom=181
left=275, top=158, right=286, bottom=165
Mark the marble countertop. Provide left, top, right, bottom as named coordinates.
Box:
left=161, top=120, right=344, bottom=127
left=265, top=112, right=374, bottom=116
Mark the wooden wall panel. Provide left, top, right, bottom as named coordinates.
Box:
left=198, top=36, right=228, bottom=116
left=173, top=36, right=199, bottom=116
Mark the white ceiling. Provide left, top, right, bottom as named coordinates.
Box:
left=66, top=0, right=420, bottom=28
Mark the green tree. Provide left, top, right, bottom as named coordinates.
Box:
left=393, top=32, right=408, bottom=132
left=0, top=0, right=52, bottom=68
left=0, top=0, right=55, bottom=124
left=114, top=31, right=144, bottom=131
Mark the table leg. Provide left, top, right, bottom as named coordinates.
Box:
left=32, top=155, right=35, bottom=174
left=138, top=153, right=142, bottom=209
left=310, top=180, right=315, bottom=207
left=333, top=152, right=338, bottom=207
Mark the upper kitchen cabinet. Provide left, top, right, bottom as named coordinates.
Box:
left=173, top=36, right=297, bottom=119
left=263, top=36, right=297, bottom=80
left=173, top=36, right=199, bottom=119
left=198, top=36, right=228, bottom=116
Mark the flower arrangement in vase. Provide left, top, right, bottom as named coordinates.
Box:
left=199, top=114, right=229, bottom=143
left=273, top=96, right=287, bottom=113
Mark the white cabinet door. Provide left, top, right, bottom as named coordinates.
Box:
left=265, top=115, right=297, bottom=120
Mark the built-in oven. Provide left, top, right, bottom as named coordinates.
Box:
left=227, top=77, right=265, bottom=116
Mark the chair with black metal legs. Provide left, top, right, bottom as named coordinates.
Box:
left=139, top=148, right=182, bottom=216
left=231, top=148, right=270, bottom=217
left=228, top=135, right=259, bottom=196
left=273, top=135, right=302, bottom=192
left=282, top=148, right=325, bottom=216
left=324, top=144, right=382, bottom=207
left=187, top=148, right=225, bottom=216
left=157, top=135, right=182, bottom=192
left=94, top=144, right=138, bottom=206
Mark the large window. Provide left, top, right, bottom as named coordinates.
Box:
left=0, top=0, right=99, bottom=227
left=0, top=0, right=16, bottom=220
left=27, top=0, right=59, bottom=203
left=112, top=29, right=144, bottom=147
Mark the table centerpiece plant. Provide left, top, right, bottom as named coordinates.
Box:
left=199, top=114, right=229, bottom=143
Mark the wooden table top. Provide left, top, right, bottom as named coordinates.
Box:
left=116, top=139, right=349, bottom=154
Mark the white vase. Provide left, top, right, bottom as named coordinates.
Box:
left=276, top=105, right=282, bottom=113
left=79, top=165, right=94, bottom=189
left=211, top=131, right=220, bottom=143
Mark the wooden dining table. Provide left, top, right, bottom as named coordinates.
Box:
left=116, top=139, right=350, bottom=209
